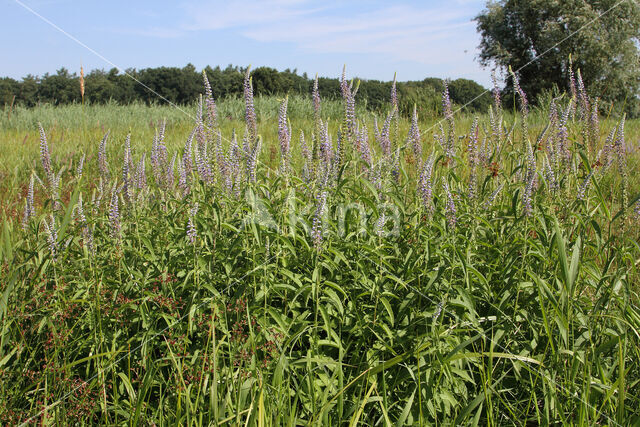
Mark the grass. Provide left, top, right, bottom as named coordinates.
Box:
left=0, top=72, right=639, bottom=425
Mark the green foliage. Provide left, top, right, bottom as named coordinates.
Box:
left=476, top=0, right=640, bottom=116
left=0, top=69, right=639, bottom=425
left=1, top=64, right=492, bottom=116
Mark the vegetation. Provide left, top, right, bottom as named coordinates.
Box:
left=475, top=0, right=640, bottom=117
left=0, top=64, right=492, bottom=117
left=0, top=67, right=639, bottom=425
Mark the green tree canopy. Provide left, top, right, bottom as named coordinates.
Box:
left=475, top=0, right=640, bottom=115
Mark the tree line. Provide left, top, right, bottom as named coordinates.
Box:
left=0, top=64, right=492, bottom=117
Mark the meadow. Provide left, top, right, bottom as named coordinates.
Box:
left=0, top=69, right=639, bottom=425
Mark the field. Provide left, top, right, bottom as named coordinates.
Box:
left=0, top=71, right=640, bottom=425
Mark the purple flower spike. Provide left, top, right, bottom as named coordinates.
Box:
left=187, top=203, right=199, bottom=244
left=442, top=180, right=457, bottom=229
left=98, top=131, right=111, bottom=182
left=22, top=174, right=35, bottom=231
left=43, top=214, right=58, bottom=262
left=244, top=67, right=257, bottom=145
left=278, top=96, right=291, bottom=174
left=407, top=104, right=422, bottom=160
left=109, top=189, right=121, bottom=239
left=391, top=73, right=398, bottom=112
left=311, top=191, right=328, bottom=251
left=418, top=156, right=435, bottom=216
left=202, top=70, right=218, bottom=128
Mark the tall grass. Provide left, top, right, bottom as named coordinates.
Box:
left=0, top=69, right=639, bottom=425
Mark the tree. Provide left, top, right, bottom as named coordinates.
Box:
left=475, top=0, right=640, bottom=115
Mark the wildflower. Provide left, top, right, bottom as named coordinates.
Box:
left=187, top=203, right=199, bottom=244
left=483, top=182, right=504, bottom=210
left=311, top=191, right=328, bottom=251
left=202, top=70, right=218, bottom=128
left=98, top=131, right=110, bottom=182
left=109, top=188, right=121, bottom=239
left=122, top=134, right=132, bottom=204
left=278, top=96, right=291, bottom=174
left=522, top=140, right=536, bottom=217
left=135, top=154, right=147, bottom=190
left=407, top=104, right=422, bottom=160
left=76, top=153, right=85, bottom=180
left=467, top=118, right=479, bottom=201
left=442, top=180, right=457, bottom=229
left=300, top=130, right=312, bottom=183
left=42, top=214, right=58, bottom=262
left=247, top=137, right=261, bottom=184
left=418, top=155, right=435, bottom=216
left=312, top=74, right=321, bottom=119
left=391, top=73, right=398, bottom=112
left=22, top=174, right=35, bottom=231
left=442, top=80, right=455, bottom=160
left=244, top=67, right=257, bottom=145
left=577, top=170, right=594, bottom=201
left=375, top=212, right=386, bottom=237
left=38, top=123, right=53, bottom=184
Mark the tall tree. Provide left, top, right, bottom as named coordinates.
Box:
left=475, top=0, right=640, bottom=115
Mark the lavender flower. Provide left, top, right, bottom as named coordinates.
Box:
left=407, top=104, right=422, bottom=160
left=166, top=151, right=177, bottom=189
left=576, top=69, right=590, bottom=120
left=135, top=154, right=147, bottom=190
left=98, top=131, right=111, bottom=182
left=319, top=120, right=333, bottom=167
left=247, top=137, right=261, bottom=184
left=418, top=155, right=435, bottom=216
left=38, top=123, right=53, bottom=184
left=76, top=153, right=85, bottom=180
left=122, top=134, right=132, bottom=204
left=391, top=73, right=398, bottom=112
left=22, top=174, right=35, bottom=231
left=509, top=67, right=528, bottom=116
left=38, top=124, right=60, bottom=209
left=311, top=191, right=328, bottom=251
left=467, top=118, right=479, bottom=201
left=577, top=170, right=595, bottom=201
left=243, top=67, right=257, bottom=145
left=300, top=130, right=312, bottom=183
left=312, top=74, right=321, bottom=119
left=187, top=203, right=199, bottom=244
left=442, top=81, right=455, bottom=160
left=543, top=154, right=557, bottom=193
left=442, top=180, right=457, bottom=229
left=379, top=111, right=393, bottom=158
left=278, top=96, right=291, bottom=173
left=340, top=66, right=357, bottom=145
left=568, top=55, right=577, bottom=115
left=375, top=212, right=386, bottom=237
left=358, top=125, right=372, bottom=172
left=202, top=70, right=218, bottom=128
left=42, top=214, right=58, bottom=262
left=522, top=141, right=536, bottom=217
left=109, top=189, right=121, bottom=239
left=491, top=72, right=502, bottom=113
left=483, top=182, right=504, bottom=210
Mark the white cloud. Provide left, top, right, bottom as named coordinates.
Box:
left=182, top=1, right=483, bottom=68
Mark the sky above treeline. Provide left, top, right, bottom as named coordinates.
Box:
left=1, top=0, right=492, bottom=86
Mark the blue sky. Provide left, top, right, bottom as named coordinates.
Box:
left=1, top=0, right=492, bottom=86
